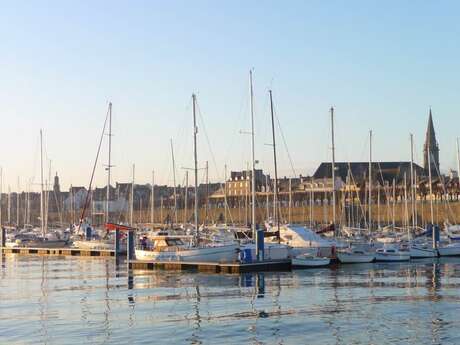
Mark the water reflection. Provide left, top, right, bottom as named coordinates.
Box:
left=39, top=257, right=50, bottom=344
left=2, top=257, right=460, bottom=344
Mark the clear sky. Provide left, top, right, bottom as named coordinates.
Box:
left=1, top=1, right=459, bottom=191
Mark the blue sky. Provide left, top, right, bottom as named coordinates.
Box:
left=1, top=1, right=459, bottom=191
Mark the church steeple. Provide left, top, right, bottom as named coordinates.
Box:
left=53, top=172, right=60, bottom=194
left=423, top=108, right=440, bottom=174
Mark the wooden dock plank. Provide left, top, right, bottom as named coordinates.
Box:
left=128, top=259, right=291, bottom=273
left=1, top=247, right=115, bottom=258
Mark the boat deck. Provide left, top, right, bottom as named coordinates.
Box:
left=129, top=259, right=292, bottom=273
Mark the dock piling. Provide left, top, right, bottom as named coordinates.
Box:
left=1, top=227, right=5, bottom=248
left=115, top=229, right=121, bottom=257
left=127, top=230, right=135, bottom=261
left=257, top=229, right=264, bottom=261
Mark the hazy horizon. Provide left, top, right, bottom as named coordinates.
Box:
left=1, top=1, right=460, bottom=192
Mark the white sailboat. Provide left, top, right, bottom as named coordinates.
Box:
left=135, top=232, right=237, bottom=262
left=292, top=253, right=330, bottom=268
left=267, top=224, right=338, bottom=257
left=438, top=242, right=460, bottom=256
left=407, top=134, right=437, bottom=258
left=375, top=244, right=410, bottom=262
left=409, top=241, right=438, bottom=258
left=135, top=94, right=238, bottom=263
left=337, top=247, right=375, bottom=263
left=338, top=130, right=377, bottom=263
left=26, top=130, right=68, bottom=248
left=73, top=103, right=121, bottom=251
left=439, top=138, right=460, bottom=256
left=239, top=77, right=291, bottom=262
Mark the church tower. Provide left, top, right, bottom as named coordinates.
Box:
left=423, top=109, right=440, bottom=174
left=53, top=172, right=60, bottom=194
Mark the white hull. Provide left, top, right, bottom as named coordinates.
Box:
left=438, top=245, right=460, bottom=256
left=291, top=246, right=332, bottom=258
left=25, top=240, right=68, bottom=248
left=410, top=246, right=437, bottom=258
left=337, top=252, right=375, bottom=263
left=135, top=243, right=239, bottom=263
left=375, top=252, right=410, bottom=262
left=292, top=257, right=330, bottom=267
left=73, top=240, right=115, bottom=251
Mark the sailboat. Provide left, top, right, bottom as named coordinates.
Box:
left=239, top=76, right=291, bottom=262
left=408, top=134, right=437, bottom=258
left=25, top=130, right=68, bottom=248
left=135, top=94, right=239, bottom=263
left=375, top=244, right=410, bottom=262
left=337, top=248, right=375, bottom=263
left=72, top=103, right=127, bottom=252
left=438, top=138, right=460, bottom=255
left=337, top=129, right=376, bottom=263
left=292, top=251, right=330, bottom=268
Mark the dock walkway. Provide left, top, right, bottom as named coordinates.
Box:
left=1, top=247, right=115, bottom=257
left=1, top=246, right=292, bottom=273
left=129, top=259, right=291, bottom=273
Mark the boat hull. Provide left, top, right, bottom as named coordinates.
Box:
left=375, top=253, right=410, bottom=262
left=438, top=245, right=460, bottom=257
left=25, top=240, right=68, bottom=248
left=292, top=257, right=330, bottom=268
left=410, top=246, right=438, bottom=258
left=135, top=243, right=239, bottom=263
left=73, top=240, right=114, bottom=251
left=337, top=252, right=375, bottom=263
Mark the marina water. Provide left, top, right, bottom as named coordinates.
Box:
left=1, top=255, right=460, bottom=344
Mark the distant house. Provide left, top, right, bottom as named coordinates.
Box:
left=63, top=186, right=88, bottom=210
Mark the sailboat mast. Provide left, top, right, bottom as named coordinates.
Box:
left=40, top=129, right=45, bottom=237
left=289, top=178, right=292, bottom=224
left=457, top=138, right=460, bottom=184
left=106, top=102, right=112, bottom=225
left=414, top=170, right=418, bottom=228
left=205, top=161, right=209, bottom=226
left=192, top=94, right=199, bottom=240
left=428, top=147, right=434, bottom=225
left=130, top=164, right=135, bottom=226
left=224, top=164, right=228, bottom=224
left=265, top=175, right=269, bottom=220
left=410, top=134, right=416, bottom=231
left=151, top=170, right=155, bottom=225
left=7, top=186, right=10, bottom=225
left=184, top=171, right=188, bottom=224
left=45, top=160, right=51, bottom=232
left=269, top=90, right=280, bottom=238
left=427, top=146, right=436, bottom=249
left=170, top=139, right=177, bottom=225
left=368, top=130, right=372, bottom=233
left=377, top=185, right=380, bottom=229
left=330, top=107, right=336, bottom=232
left=0, top=167, right=3, bottom=227
left=309, top=184, right=313, bottom=228
left=392, top=179, right=396, bottom=229
left=70, top=185, right=74, bottom=224
left=16, top=177, right=20, bottom=227
left=404, top=172, right=409, bottom=238
left=250, top=70, right=256, bottom=239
